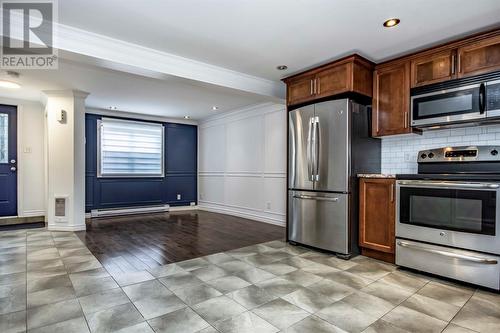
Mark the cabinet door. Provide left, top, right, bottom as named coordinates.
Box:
left=372, top=62, right=411, bottom=137
left=287, top=75, right=315, bottom=106
left=359, top=178, right=395, bottom=254
left=411, top=50, right=455, bottom=87
left=458, top=35, right=500, bottom=78
left=315, top=63, right=350, bottom=98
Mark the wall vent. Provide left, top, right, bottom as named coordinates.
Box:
left=55, top=197, right=67, bottom=217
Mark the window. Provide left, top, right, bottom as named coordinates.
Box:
left=0, top=114, right=8, bottom=163
left=97, top=118, right=164, bottom=177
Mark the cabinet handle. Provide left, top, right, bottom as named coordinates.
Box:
left=317, top=79, right=321, bottom=94
left=457, top=53, right=461, bottom=73
left=404, top=111, right=408, bottom=129
left=310, top=80, right=313, bottom=95
left=313, top=79, right=317, bottom=94
left=390, top=182, right=395, bottom=203
left=451, top=54, right=456, bottom=75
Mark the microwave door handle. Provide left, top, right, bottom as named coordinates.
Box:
left=479, top=83, right=486, bottom=114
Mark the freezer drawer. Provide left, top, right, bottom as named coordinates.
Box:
left=288, top=190, right=349, bottom=254
left=396, top=239, right=500, bottom=290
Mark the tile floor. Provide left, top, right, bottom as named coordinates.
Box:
left=1, top=229, right=500, bottom=333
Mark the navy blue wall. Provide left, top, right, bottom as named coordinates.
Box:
left=85, top=114, right=197, bottom=212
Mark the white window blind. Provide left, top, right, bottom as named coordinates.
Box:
left=98, top=118, right=164, bottom=177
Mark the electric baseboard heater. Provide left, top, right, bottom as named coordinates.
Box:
left=90, top=204, right=170, bottom=218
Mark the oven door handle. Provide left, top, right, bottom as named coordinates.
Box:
left=397, top=241, right=498, bottom=265
left=397, top=180, right=500, bottom=189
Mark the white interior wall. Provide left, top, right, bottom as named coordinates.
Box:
left=45, top=91, right=88, bottom=231
left=0, top=97, right=45, bottom=217
left=198, top=103, right=287, bottom=226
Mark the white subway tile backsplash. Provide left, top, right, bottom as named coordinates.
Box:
left=381, top=124, right=500, bottom=174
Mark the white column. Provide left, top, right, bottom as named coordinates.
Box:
left=44, top=90, right=89, bottom=231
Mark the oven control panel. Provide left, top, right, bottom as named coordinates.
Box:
left=417, top=145, right=500, bottom=163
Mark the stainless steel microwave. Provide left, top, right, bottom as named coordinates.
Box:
left=411, top=72, right=500, bottom=128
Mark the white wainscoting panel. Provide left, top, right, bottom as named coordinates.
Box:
left=265, top=111, right=287, bottom=173
left=199, top=124, right=226, bottom=172
left=198, top=103, right=286, bottom=226
left=226, top=115, right=263, bottom=173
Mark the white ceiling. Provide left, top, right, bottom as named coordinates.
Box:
left=2, top=0, right=500, bottom=120
left=0, top=59, right=267, bottom=119
left=58, top=0, right=500, bottom=80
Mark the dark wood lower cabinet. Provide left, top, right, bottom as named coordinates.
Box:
left=359, top=178, right=396, bottom=263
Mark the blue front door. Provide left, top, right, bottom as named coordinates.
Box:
left=0, top=105, right=17, bottom=216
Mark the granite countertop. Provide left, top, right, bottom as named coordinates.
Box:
left=357, top=173, right=396, bottom=178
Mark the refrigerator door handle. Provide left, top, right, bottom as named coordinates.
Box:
left=293, top=194, right=339, bottom=202
left=306, top=117, right=314, bottom=181
left=314, top=116, right=320, bottom=181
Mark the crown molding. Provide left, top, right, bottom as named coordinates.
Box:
left=2, top=11, right=284, bottom=99
left=42, top=89, right=90, bottom=98
left=199, top=102, right=285, bottom=128
left=53, top=23, right=284, bottom=99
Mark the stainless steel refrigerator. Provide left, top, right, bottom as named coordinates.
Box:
left=288, top=98, right=380, bottom=257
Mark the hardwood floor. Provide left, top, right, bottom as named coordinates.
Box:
left=76, top=210, right=284, bottom=273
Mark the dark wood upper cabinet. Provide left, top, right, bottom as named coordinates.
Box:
left=287, top=74, right=316, bottom=106
left=411, top=49, right=456, bottom=87
left=283, top=29, right=500, bottom=137
left=458, top=35, right=500, bottom=78
left=359, top=178, right=395, bottom=263
left=283, top=55, right=374, bottom=107
left=314, top=63, right=350, bottom=98
left=372, top=61, right=411, bottom=137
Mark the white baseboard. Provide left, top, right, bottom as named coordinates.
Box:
left=20, top=210, right=46, bottom=217
left=198, top=203, right=285, bottom=227
left=47, top=224, right=86, bottom=231
left=169, top=205, right=198, bottom=212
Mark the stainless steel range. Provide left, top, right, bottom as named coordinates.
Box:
left=396, top=146, right=500, bottom=290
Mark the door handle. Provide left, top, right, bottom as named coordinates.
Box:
left=451, top=54, right=456, bottom=75
left=479, top=83, right=486, bottom=114
left=314, top=117, right=320, bottom=181
left=10, top=166, right=16, bottom=172
left=397, top=241, right=498, bottom=265
left=307, top=117, right=314, bottom=181
left=293, top=195, right=339, bottom=202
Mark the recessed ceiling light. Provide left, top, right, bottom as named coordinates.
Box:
left=276, top=65, right=288, bottom=71
left=212, top=106, right=218, bottom=111
left=0, top=80, right=21, bottom=89
left=184, top=115, right=190, bottom=119
left=383, top=18, right=400, bottom=28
